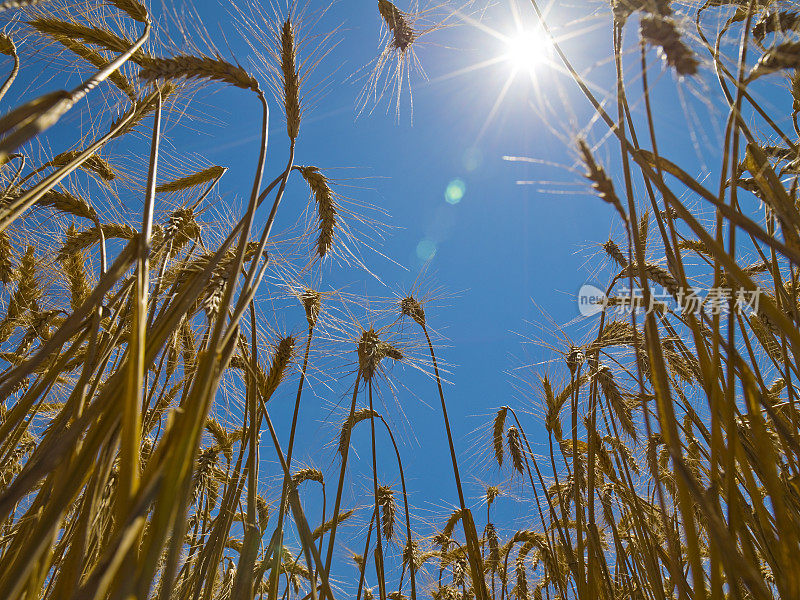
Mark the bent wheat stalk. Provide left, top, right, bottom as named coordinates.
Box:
left=0, top=34, right=18, bottom=103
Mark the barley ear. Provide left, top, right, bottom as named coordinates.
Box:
left=542, top=375, right=563, bottom=440
left=0, top=0, right=53, bottom=12
left=109, top=84, right=175, bottom=139
left=156, top=165, right=226, bottom=193
left=603, top=239, right=627, bottom=268
left=313, top=508, right=355, bottom=541
left=378, top=0, right=415, bottom=51
left=357, top=329, right=402, bottom=380
left=60, top=225, right=91, bottom=310
left=377, top=485, right=397, bottom=540
left=301, top=288, right=321, bottom=328
left=261, top=336, right=295, bottom=399
left=0, top=33, right=17, bottom=102
left=400, top=296, right=426, bottom=327
left=597, top=365, right=636, bottom=439
left=34, top=189, right=97, bottom=221
left=750, top=41, right=800, bottom=80
left=49, top=35, right=135, bottom=99
left=292, top=467, right=324, bottom=487
left=338, top=408, right=378, bottom=456
left=0, top=229, right=15, bottom=285
left=640, top=15, right=699, bottom=76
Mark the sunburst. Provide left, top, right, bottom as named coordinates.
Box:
left=437, top=0, right=601, bottom=141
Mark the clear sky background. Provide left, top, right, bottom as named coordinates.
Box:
left=222, top=0, right=618, bottom=525
left=234, top=0, right=642, bottom=554
left=137, top=0, right=625, bottom=564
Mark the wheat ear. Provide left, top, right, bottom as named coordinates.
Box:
left=378, top=0, right=415, bottom=51
left=295, top=166, right=337, bottom=257
left=279, top=18, right=301, bottom=139
left=139, top=54, right=259, bottom=92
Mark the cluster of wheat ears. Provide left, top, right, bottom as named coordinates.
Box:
left=0, top=0, right=798, bottom=599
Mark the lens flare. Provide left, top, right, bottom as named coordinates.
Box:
left=445, top=179, right=466, bottom=204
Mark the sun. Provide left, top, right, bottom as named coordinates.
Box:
left=504, top=29, right=553, bottom=73
left=437, top=2, right=565, bottom=140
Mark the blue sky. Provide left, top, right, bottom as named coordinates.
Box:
left=205, top=0, right=629, bottom=559
left=146, top=0, right=632, bottom=550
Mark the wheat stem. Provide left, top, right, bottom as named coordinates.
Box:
left=269, top=320, right=316, bottom=600
left=119, top=91, right=160, bottom=526
left=323, top=375, right=361, bottom=578
left=260, top=404, right=335, bottom=600
left=419, top=324, right=488, bottom=600
left=374, top=414, right=416, bottom=600
left=217, top=141, right=295, bottom=352
left=368, top=379, right=387, bottom=600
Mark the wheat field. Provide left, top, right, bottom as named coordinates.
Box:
left=0, top=0, right=798, bottom=599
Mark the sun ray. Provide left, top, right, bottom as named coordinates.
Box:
left=451, top=8, right=512, bottom=44
left=425, top=55, right=508, bottom=85
left=441, top=0, right=575, bottom=143
left=476, top=69, right=517, bottom=143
